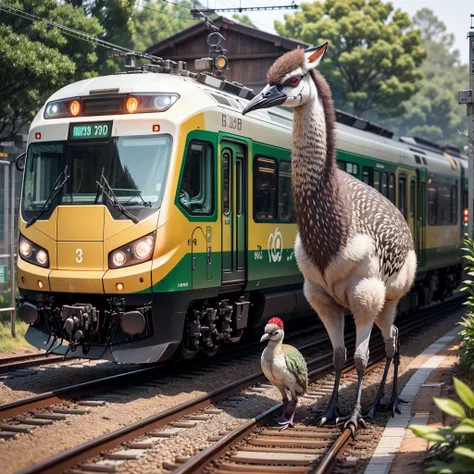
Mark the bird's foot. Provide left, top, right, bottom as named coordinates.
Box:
left=315, top=399, right=347, bottom=427
left=363, top=400, right=385, bottom=420
left=384, top=393, right=407, bottom=418
left=337, top=404, right=366, bottom=436
left=273, top=415, right=290, bottom=424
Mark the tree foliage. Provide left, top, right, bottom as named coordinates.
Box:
left=0, top=0, right=102, bottom=140
left=130, top=0, right=196, bottom=54
left=275, top=0, right=426, bottom=117
left=386, top=9, right=468, bottom=149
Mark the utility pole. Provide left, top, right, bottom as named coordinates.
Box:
left=459, top=14, right=474, bottom=237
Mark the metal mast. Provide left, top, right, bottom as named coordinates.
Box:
left=459, top=14, right=474, bottom=237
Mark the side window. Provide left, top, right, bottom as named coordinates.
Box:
left=254, top=156, right=277, bottom=220
left=345, top=162, right=358, bottom=176
left=428, top=182, right=437, bottom=225
left=381, top=173, right=388, bottom=198
left=451, top=185, right=457, bottom=224
left=223, top=151, right=231, bottom=215
left=374, top=170, right=381, bottom=192
left=179, top=141, right=214, bottom=215
left=337, top=160, right=345, bottom=171
left=410, top=178, right=415, bottom=219
left=278, top=161, right=294, bottom=222
left=398, top=175, right=407, bottom=220
left=438, top=184, right=450, bottom=225
left=362, top=166, right=370, bottom=185
left=389, top=173, right=395, bottom=204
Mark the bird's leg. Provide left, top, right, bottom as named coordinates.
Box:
left=365, top=303, right=400, bottom=419
left=274, top=389, right=290, bottom=423
left=278, top=395, right=298, bottom=430
left=363, top=356, right=391, bottom=419
left=338, top=319, right=372, bottom=435
left=384, top=326, right=407, bottom=417
left=302, top=283, right=346, bottom=426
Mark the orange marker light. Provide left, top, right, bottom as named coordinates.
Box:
left=35, top=132, right=41, bottom=140
left=126, top=97, right=139, bottom=114
left=116, top=282, right=124, bottom=291
left=152, top=124, right=160, bottom=132
left=69, top=100, right=80, bottom=116
left=37, top=280, right=44, bottom=289
left=464, top=209, right=469, bottom=223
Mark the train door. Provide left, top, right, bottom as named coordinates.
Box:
left=397, top=168, right=419, bottom=248
left=221, top=140, right=246, bottom=288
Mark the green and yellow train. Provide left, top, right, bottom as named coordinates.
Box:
left=16, top=61, right=467, bottom=363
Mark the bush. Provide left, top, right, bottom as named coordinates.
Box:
left=410, top=377, right=474, bottom=473
left=460, top=237, right=474, bottom=371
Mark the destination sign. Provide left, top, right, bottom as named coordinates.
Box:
left=69, top=121, right=112, bottom=141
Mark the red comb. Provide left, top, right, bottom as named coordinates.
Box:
left=268, top=317, right=284, bottom=329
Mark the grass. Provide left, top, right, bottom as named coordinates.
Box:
left=0, top=313, right=33, bottom=353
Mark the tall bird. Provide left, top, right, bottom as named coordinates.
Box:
left=260, top=317, right=308, bottom=428
left=243, top=43, right=416, bottom=432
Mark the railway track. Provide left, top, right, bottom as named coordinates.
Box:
left=0, top=353, right=70, bottom=376
left=14, top=296, right=462, bottom=474
left=0, top=320, right=328, bottom=420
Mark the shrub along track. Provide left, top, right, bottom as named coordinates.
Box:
left=13, top=296, right=462, bottom=474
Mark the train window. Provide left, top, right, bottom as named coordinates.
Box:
left=427, top=183, right=437, bottom=225
left=389, top=174, right=395, bottom=204
left=398, top=175, right=407, bottom=219
left=410, top=179, right=415, bottom=219
left=451, top=185, right=457, bottom=224
left=337, top=160, right=345, bottom=170
left=439, top=185, right=450, bottom=225
left=179, top=141, right=214, bottom=216
left=236, top=160, right=243, bottom=216
left=223, top=151, right=231, bottom=215
left=345, top=162, right=358, bottom=176
left=278, top=161, right=294, bottom=222
left=362, top=167, right=370, bottom=185
left=374, top=171, right=381, bottom=192
left=381, top=173, right=388, bottom=198
left=254, top=156, right=277, bottom=220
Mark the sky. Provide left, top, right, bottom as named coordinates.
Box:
left=207, top=0, right=473, bottom=64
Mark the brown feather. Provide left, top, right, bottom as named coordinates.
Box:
left=267, top=48, right=305, bottom=85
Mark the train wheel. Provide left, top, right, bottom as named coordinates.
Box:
left=179, top=343, right=199, bottom=360
left=202, top=343, right=219, bottom=357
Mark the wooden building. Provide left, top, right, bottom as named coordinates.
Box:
left=146, top=17, right=309, bottom=92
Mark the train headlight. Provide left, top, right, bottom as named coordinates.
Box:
left=109, top=232, right=155, bottom=269
left=44, top=99, right=76, bottom=119
left=19, top=235, right=49, bottom=268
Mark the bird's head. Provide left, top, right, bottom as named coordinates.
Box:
left=242, top=42, right=328, bottom=115
left=260, top=317, right=285, bottom=343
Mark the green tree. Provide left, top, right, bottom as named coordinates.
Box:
left=130, top=0, right=196, bottom=53
left=65, top=0, right=136, bottom=74
left=232, top=14, right=256, bottom=28
left=386, top=8, right=468, bottom=149
left=0, top=0, right=102, bottom=140
left=275, top=0, right=426, bottom=117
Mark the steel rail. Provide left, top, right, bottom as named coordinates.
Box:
left=0, top=354, right=70, bottom=375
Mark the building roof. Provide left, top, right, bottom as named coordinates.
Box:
left=146, top=16, right=309, bottom=57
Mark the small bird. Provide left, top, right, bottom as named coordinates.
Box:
left=260, top=317, right=308, bottom=428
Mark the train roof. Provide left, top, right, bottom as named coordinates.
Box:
left=40, top=69, right=463, bottom=178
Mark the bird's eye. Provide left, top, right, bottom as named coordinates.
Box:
left=290, top=76, right=301, bottom=87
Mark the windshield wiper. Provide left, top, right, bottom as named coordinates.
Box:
left=95, top=175, right=139, bottom=224
left=26, top=165, right=70, bottom=228
left=123, top=189, right=152, bottom=208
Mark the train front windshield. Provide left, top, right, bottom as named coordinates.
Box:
left=21, top=134, right=173, bottom=213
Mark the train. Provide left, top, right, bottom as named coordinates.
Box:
left=15, top=51, right=467, bottom=364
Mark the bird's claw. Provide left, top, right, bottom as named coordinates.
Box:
left=337, top=405, right=365, bottom=436
left=362, top=402, right=384, bottom=420
left=273, top=416, right=289, bottom=423
left=384, top=394, right=407, bottom=417
left=315, top=400, right=346, bottom=426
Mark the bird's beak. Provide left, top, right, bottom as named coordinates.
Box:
left=260, top=333, right=271, bottom=343
left=242, top=84, right=287, bottom=115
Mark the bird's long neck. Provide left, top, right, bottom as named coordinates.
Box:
left=292, top=71, right=349, bottom=272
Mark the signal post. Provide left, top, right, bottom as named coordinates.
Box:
left=459, top=14, right=474, bottom=237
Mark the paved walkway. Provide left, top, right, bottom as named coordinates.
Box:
left=363, top=326, right=461, bottom=474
